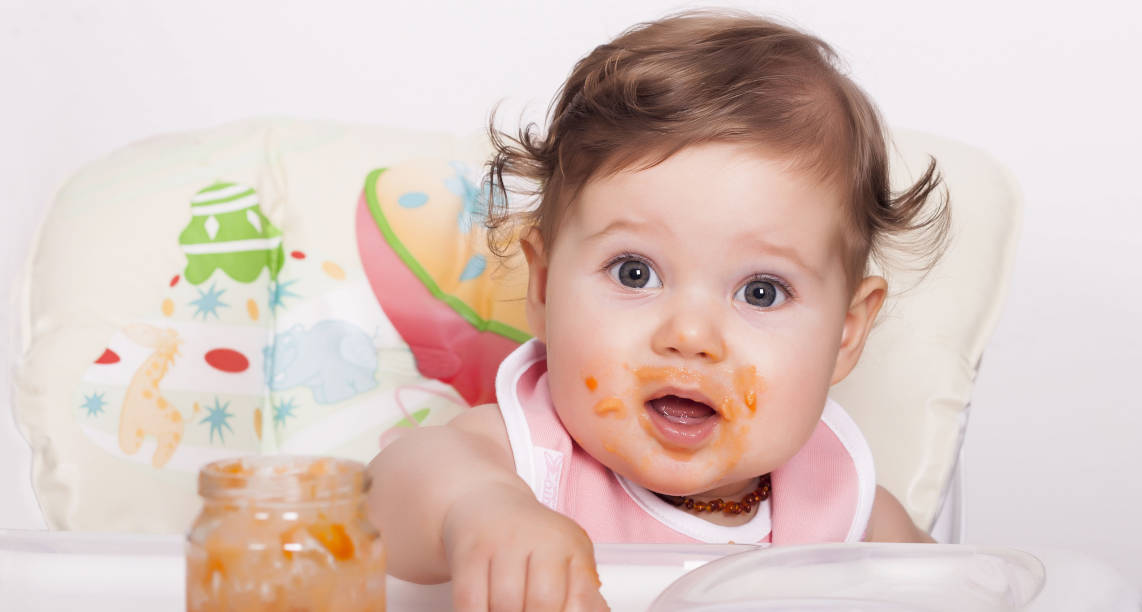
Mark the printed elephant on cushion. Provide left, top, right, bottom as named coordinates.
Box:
left=263, top=320, right=378, bottom=404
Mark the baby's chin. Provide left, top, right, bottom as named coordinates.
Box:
left=595, top=443, right=744, bottom=497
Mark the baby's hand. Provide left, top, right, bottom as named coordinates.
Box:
left=442, top=482, right=609, bottom=612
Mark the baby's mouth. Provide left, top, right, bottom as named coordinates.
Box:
left=644, top=393, right=720, bottom=449
left=648, top=396, right=717, bottom=424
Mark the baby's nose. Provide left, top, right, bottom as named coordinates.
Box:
left=651, top=307, right=726, bottom=363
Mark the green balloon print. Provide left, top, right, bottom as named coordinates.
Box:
left=179, top=182, right=284, bottom=285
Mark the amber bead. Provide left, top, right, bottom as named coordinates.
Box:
left=665, top=475, right=772, bottom=516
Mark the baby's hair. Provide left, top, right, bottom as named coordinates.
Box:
left=485, top=9, right=949, bottom=287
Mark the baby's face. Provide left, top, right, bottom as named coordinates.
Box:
left=528, top=142, right=857, bottom=496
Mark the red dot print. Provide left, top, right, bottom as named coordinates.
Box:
left=170, top=275, right=180, bottom=287
left=95, top=349, right=120, bottom=365
left=204, top=348, right=250, bottom=373
left=290, top=251, right=306, bottom=260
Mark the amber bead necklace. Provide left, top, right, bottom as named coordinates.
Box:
left=659, top=473, right=772, bottom=516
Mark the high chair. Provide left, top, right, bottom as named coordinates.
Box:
left=3, top=118, right=1072, bottom=610
left=7, top=118, right=1019, bottom=540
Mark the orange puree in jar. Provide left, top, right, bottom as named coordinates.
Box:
left=186, top=456, right=385, bottom=611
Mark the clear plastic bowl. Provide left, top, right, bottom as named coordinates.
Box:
left=648, top=543, right=1046, bottom=612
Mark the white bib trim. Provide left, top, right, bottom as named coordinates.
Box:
left=616, top=474, right=773, bottom=544
left=820, top=398, right=878, bottom=542
left=494, top=340, right=547, bottom=499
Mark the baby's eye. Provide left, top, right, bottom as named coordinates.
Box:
left=608, top=257, right=661, bottom=289
left=735, top=278, right=789, bottom=309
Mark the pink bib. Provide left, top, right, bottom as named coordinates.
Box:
left=496, top=339, right=876, bottom=545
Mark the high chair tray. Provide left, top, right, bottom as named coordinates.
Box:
left=0, top=529, right=1137, bottom=611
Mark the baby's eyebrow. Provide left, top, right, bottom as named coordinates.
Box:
left=586, top=216, right=823, bottom=281
left=584, top=217, right=658, bottom=243
left=737, top=234, right=822, bottom=281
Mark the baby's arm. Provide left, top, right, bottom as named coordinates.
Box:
left=366, top=404, right=608, bottom=611
left=863, top=485, right=937, bottom=543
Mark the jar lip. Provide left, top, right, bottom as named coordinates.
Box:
left=199, top=455, right=368, bottom=501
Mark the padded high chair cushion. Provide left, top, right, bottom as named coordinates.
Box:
left=830, top=131, right=1021, bottom=529
left=13, top=119, right=1019, bottom=533
left=14, top=120, right=490, bottom=531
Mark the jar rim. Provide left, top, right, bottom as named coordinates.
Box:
left=198, top=455, right=368, bottom=502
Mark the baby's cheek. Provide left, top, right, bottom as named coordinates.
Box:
left=592, top=396, right=626, bottom=418
left=747, top=389, right=826, bottom=464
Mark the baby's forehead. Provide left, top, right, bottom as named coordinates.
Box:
left=578, top=145, right=847, bottom=229
left=570, top=144, right=850, bottom=272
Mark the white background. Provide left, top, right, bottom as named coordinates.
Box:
left=2, top=0, right=1139, bottom=586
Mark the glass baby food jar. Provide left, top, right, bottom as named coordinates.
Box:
left=187, top=456, right=386, bottom=611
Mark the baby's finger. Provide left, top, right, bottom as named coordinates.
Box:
left=523, top=552, right=568, bottom=612
left=562, top=557, right=609, bottom=612
left=451, top=551, right=490, bottom=612
left=488, top=551, right=527, bottom=612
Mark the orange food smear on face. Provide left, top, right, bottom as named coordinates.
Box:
left=734, top=366, right=764, bottom=414
left=633, top=366, right=702, bottom=386
left=620, top=364, right=767, bottom=490
left=719, top=396, right=736, bottom=422
left=585, top=376, right=598, bottom=391
left=633, top=365, right=742, bottom=422
left=603, top=436, right=649, bottom=471
left=711, top=422, right=749, bottom=472
left=593, top=397, right=625, bottom=417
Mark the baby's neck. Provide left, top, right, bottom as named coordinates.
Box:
left=693, top=506, right=759, bottom=527
left=656, top=475, right=769, bottom=527
left=699, top=478, right=759, bottom=501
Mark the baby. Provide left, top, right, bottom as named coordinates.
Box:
left=368, top=10, right=947, bottom=611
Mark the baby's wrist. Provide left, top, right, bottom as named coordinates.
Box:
left=442, top=480, right=538, bottom=541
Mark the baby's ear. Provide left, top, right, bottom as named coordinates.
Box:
left=520, top=228, right=548, bottom=343
left=830, top=276, right=887, bottom=385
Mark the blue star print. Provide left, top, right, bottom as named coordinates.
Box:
left=199, top=397, right=234, bottom=444
left=80, top=392, right=106, bottom=417
left=190, top=283, right=229, bottom=320
left=273, top=396, right=299, bottom=428
left=268, top=279, right=300, bottom=312
left=444, top=161, right=494, bottom=234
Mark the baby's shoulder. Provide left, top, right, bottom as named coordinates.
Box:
left=448, top=403, right=511, bottom=454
